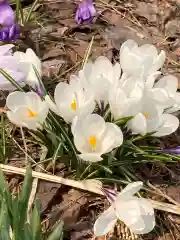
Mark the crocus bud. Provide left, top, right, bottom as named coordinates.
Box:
left=0, top=2, right=19, bottom=42
left=75, top=0, right=96, bottom=24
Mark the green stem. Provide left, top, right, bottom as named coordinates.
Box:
left=113, top=116, right=133, bottom=125
left=49, top=112, right=79, bottom=162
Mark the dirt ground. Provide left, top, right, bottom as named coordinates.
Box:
left=4, top=0, right=180, bottom=239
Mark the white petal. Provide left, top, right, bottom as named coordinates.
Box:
left=152, top=113, right=179, bottom=137
left=14, top=51, right=26, bottom=60
left=120, top=39, right=138, bottom=53
left=0, top=44, right=14, bottom=56
left=146, top=116, right=161, bottom=133
left=37, top=101, right=49, bottom=124
left=81, top=114, right=106, bottom=140
left=94, top=206, right=117, bottom=236
left=128, top=113, right=147, bottom=135
left=94, top=56, right=113, bottom=80
left=53, top=82, right=78, bottom=122
left=45, top=95, right=60, bottom=115
left=77, top=98, right=96, bottom=119
left=149, top=50, right=166, bottom=74
left=6, top=91, right=26, bottom=111
left=108, top=87, right=127, bottom=119
left=115, top=197, right=155, bottom=234
left=165, top=92, right=180, bottom=113
left=79, top=153, right=103, bottom=162
left=117, top=182, right=143, bottom=199
left=100, top=123, right=123, bottom=154
left=120, top=40, right=143, bottom=76
left=113, top=62, right=121, bottom=82
left=143, top=102, right=164, bottom=119
left=146, top=88, right=169, bottom=104
left=26, top=48, right=41, bottom=71
left=7, top=111, right=23, bottom=126
left=139, top=44, right=158, bottom=59
left=25, top=92, right=42, bottom=107
left=54, top=82, right=71, bottom=106
left=155, top=75, right=178, bottom=97
left=145, top=71, right=161, bottom=89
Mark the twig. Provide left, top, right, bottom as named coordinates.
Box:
left=20, top=127, right=28, bottom=164
left=1, top=164, right=180, bottom=215
left=81, top=36, right=94, bottom=69
left=147, top=181, right=180, bottom=207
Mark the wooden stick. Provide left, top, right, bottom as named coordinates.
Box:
left=1, top=164, right=180, bottom=215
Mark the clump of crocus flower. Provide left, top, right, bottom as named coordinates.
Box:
left=75, top=0, right=96, bottom=24
left=0, top=1, right=19, bottom=41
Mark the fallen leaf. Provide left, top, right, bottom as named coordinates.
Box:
left=166, top=186, right=180, bottom=204
left=134, top=2, right=158, bottom=23
left=42, top=59, right=65, bottom=78
left=36, top=180, right=62, bottom=214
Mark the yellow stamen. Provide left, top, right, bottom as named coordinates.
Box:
left=143, top=113, right=148, bottom=118
left=71, top=100, right=77, bottom=111
left=88, top=136, right=97, bottom=148
left=27, top=108, right=39, bottom=118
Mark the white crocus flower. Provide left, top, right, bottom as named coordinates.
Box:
left=109, top=74, right=144, bottom=119
left=127, top=102, right=179, bottom=137
left=14, top=48, right=41, bottom=88
left=120, top=39, right=165, bottom=78
left=45, top=75, right=95, bottom=123
left=6, top=91, right=49, bottom=130
left=71, top=114, right=123, bottom=162
left=94, top=182, right=155, bottom=236
left=79, top=56, right=121, bottom=105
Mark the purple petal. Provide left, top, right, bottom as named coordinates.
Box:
left=160, top=146, right=180, bottom=155
left=0, top=69, right=25, bottom=90
left=75, top=8, right=82, bottom=24
left=75, top=0, right=96, bottom=24
left=87, top=2, right=96, bottom=17
left=101, top=187, right=118, bottom=203
left=0, top=3, right=15, bottom=27
left=0, top=24, right=19, bottom=42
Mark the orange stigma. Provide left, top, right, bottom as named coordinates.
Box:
left=88, top=136, right=97, bottom=148
left=27, top=108, right=39, bottom=118
left=71, top=100, right=77, bottom=111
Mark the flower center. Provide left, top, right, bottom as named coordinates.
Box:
left=143, top=113, right=148, bottom=118
left=27, top=108, right=39, bottom=118
left=88, top=136, right=97, bottom=148
left=71, top=100, right=77, bottom=111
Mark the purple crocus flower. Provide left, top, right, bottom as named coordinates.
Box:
left=0, top=44, right=29, bottom=90
left=75, top=0, right=96, bottom=24
left=160, top=146, right=180, bottom=155
left=0, top=2, right=19, bottom=41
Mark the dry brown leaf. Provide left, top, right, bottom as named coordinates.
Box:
left=36, top=180, right=61, bottom=213
left=134, top=2, right=158, bottom=23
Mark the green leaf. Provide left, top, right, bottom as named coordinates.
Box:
left=11, top=193, right=20, bottom=239
left=47, top=221, right=64, bottom=240
left=0, top=200, right=11, bottom=240
left=30, top=200, right=41, bottom=240
left=18, top=166, right=33, bottom=229
left=0, top=171, right=12, bottom=218
left=113, top=116, right=133, bottom=125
